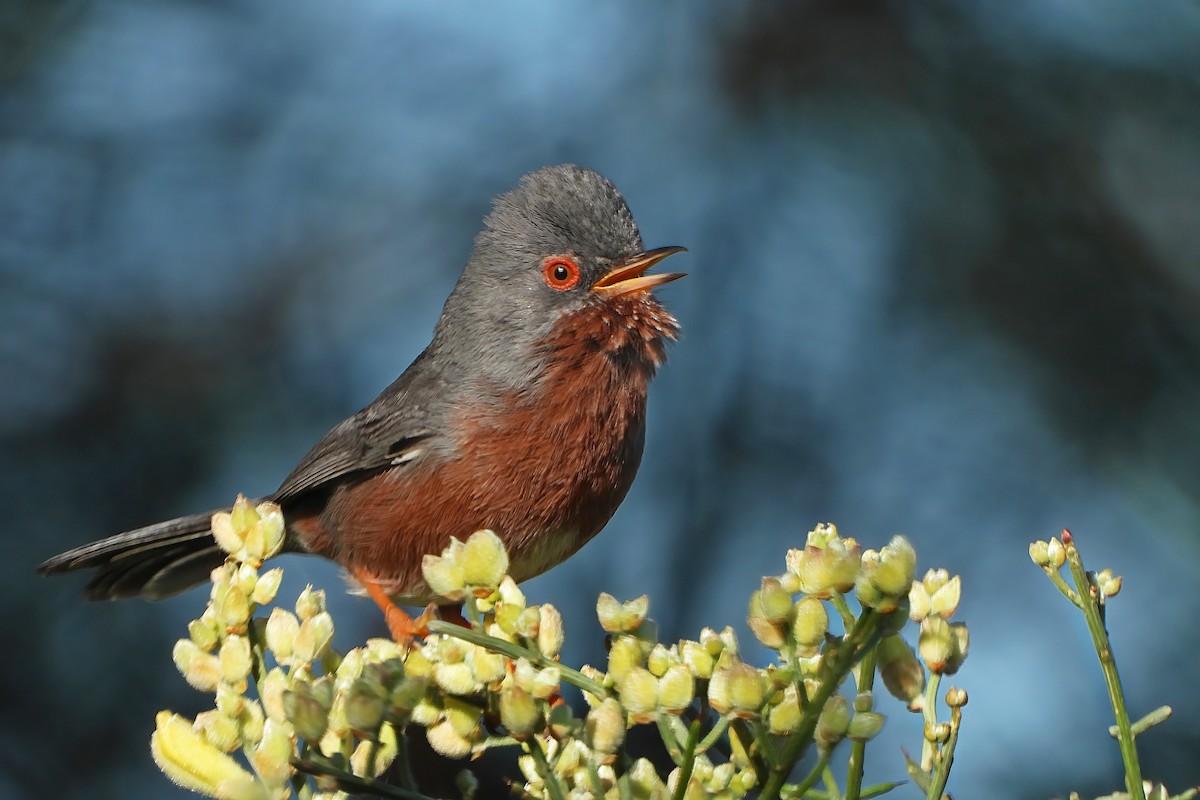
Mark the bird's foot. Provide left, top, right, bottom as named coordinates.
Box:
left=383, top=603, right=437, bottom=647
left=354, top=569, right=434, bottom=648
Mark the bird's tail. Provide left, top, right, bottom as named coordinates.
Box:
left=38, top=509, right=230, bottom=600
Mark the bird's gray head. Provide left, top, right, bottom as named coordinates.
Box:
left=431, top=165, right=685, bottom=389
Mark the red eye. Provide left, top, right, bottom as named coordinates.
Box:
left=542, top=256, right=581, bottom=291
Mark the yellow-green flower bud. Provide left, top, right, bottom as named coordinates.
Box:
left=426, top=719, right=473, bottom=759
left=402, top=645, right=432, bottom=679
left=387, top=675, right=427, bottom=719
left=579, top=665, right=607, bottom=709
left=853, top=691, right=873, bottom=713
left=709, top=762, right=735, bottom=793
left=174, top=642, right=222, bottom=693
left=514, top=607, right=541, bottom=640
left=499, top=686, right=541, bottom=737
left=235, top=563, right=258, bottom=597
left=649, top=644, right=676, bottom=677
left=1028, top=540, right=1051, bottom=567
left=586, top=698, right=626, bottom=756
left=151, top=711, right=264, bottom=800
left=752, top=578, right=793, bottom=624
left=511, top=658, right=538, bottom=694
left=856, top=536, right=917, bottom=613
left=619, top=666, right=659, bottom=721
left=295, top=585, right=325, bottom=621
left=252, top=568, right=283, bottom=606
left=945, top=686, right=968, bottom=708
left=411, top=698, right=440, bottom=727
left=188, top=614, right=220, bottom=652
left=247, top=501, right=285, bottom=563
left=629, top=758, right=665, bottom=794
left=260, top=668, right=288, bottom=722
left=213, top=583, right=251, bottom=631
left=195, top=710, right=241, bottom=753
left=537, top=603, right=564, bottom=659
left=679, top=640, right=714, bottom=679
left=658, top=665, right=695, bottom=715
left=283, top=684, right=329, bottom=742
left=530, top=666, right=560, bottom=700
left=848, top=710, right=885, bottom=742
left=211, top=508, right=242, bottom=557
left=351, top=720, right=398, bottom=777
left=435, top=661, right=480, bottom=696
left=791, top=597, right=828, bottom=655
left=910, top=569, right=961, bottom=621
left=815, top=694, right=851, bottom=751
left=219, top=636, right=252, bottom=685
left=878, top=635, right=924, bottom=704
left=293, top=612, right=334, bottom=664
left=607, top=636, right=643, bottom=685
left=732, top=769, right=758, bottom=793
left=924, top=721, right=951, bottom=743
left=919, top=617, right=968, bottom=675
left=746, top=615, right=786, bottom=650
left=708, top=663, right=764, bottom=719
left=467, top=646, right=506, bottom=686
left=251, top=719, right=294, bottom=786
left=1046, top=537, right=1066, bottom=569
left=596, top=593, right=650, bottom=634
left=264, top=608, right=299, bottom=663
left=786, top=528, right=861, bottom=599
left=238, top=698, right=264, bottom=746
left=459, top=529, right=509, bottom=591
left=768, top=688, right=801, bottom=735
left=422, top=552, right=465, bottom=603
left=215, top=682, right=244, bottom=719
left=345, top=678, right=387, bottom=733
left=443, top=697, right=482, bottom=740
left=1096, top=569, right=1122, bottom=598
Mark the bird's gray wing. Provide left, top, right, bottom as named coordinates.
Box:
left=272, top=357, right=442, bottom=502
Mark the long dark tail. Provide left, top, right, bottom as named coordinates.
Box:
left=38, top=510, right=229, bottom=601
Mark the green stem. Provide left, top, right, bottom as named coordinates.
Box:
left=670, top=717, right=703, bottom=800
left=845, top=646, right=879, bottom=800
left=759, top=609, right=880, bottom=799
left=392, top=728, right=417, bottom=791
left=788, top=745, right=834, bottom=798
left=918, top=672, right=941, bottom=771
left=792, top=783, right=903, bottom=800
left=527, top=736, right=567, bottom=800
left=291, top=757, right=436, bottom=800
left=1062, top=539, right=1145, bottom=800
left=656, top=715, right=684, bottom=765
left=924, top=706, right=961, bottom=800
left=822, top=763, right=843, bottom=800
left=696, top=714, right=731, bottom=754
left=428, top=620, right=610, bottom=700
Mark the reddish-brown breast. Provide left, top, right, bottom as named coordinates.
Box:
left=293, top=295, right=678, bottom=602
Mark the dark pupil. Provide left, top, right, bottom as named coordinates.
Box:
left=554, top=265, right=570, bottom=282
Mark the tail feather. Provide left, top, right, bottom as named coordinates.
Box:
left=38, top=510, right=229, bottom=601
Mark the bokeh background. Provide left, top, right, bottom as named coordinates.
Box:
left=5, top=1, right=1200, bottom=797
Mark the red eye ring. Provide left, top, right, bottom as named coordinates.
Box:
left=542, top=256, right=581, bottom=291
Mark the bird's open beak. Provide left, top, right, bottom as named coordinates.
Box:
left=591, top=246, right=687, bottom=296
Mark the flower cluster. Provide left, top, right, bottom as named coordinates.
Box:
left=152, top=506, right=971, bottom=800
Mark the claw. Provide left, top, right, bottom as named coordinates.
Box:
left=354, top=569, right=434, bottom=648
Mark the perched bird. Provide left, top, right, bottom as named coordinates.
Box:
left=39, top=164, right=686, bottom=639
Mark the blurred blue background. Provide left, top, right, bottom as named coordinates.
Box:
left=6, top=1, right=1200, bottom=797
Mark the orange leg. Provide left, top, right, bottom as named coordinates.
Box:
left=354, top=569, right=436, bottom=646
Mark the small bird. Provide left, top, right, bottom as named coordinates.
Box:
left=39, top=165, right=686, bottom=639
